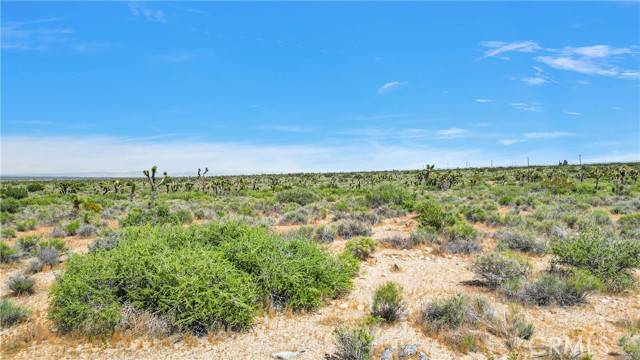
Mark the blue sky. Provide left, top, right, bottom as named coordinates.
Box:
left=1, top=1, right=639, bottom=176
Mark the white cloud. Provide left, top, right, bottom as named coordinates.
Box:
left=1, top=18, right=73, bottom=51
left=536, top=56, right=618, bottom=76
left=475, top=98, right=493, bottom=103
left=480, top=40, right=541, bottom=58
left=523, top=132, right=575, bottom=139
left=128, top=2, right=166, bottom=22
left=564, top=111, right=582, bottom=116
left=436, top=128, right=467, bottom=139
left=561, top=45, right=631, bottom=58
left=377, top=81, right=407, bottom=94
left=521, top=76, right=547, bottom=86
left=510, top=102, right=542, bottom=113
left=498, top=139, right=521, bottom=146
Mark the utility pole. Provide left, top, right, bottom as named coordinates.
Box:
left=527, top=157, right=530, bottom=167
left=490, top=160, right=493, bottom=168
left=579, top=154, right=582, bottom=166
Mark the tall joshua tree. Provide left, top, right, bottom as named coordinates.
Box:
left=197, top=167, right=209, bottom=192
left=143, top=165, right=167, bottom=204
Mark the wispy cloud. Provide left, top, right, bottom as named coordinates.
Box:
left=436, top=128, right=467, bottom=139
left=499, top=139, right=521, bottom=146
left=564, top=111, right=582, bottom=116
left=561, top=45, right=631, bottom=58
left=536, top=56, right=618, bottom=76
left=511, top=102, right=543, bottom=113
left=521, top=76, right=548, bottom=86
left=475, top=98, right=494, bottom=103
left=480, top=40, right=541, bottom=58
left=128, top=2, right=166, bottom=22
left=1, top=17, right=73, bottom=51
left=151, top=51, right=197, bottom=63
left=523, top=131, right=575, bottom=139
left=377, top=81, right=407, bottom=94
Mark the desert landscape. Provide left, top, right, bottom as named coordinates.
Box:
left=1, top=164, right=639, bottom=359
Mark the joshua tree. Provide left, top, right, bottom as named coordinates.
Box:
left=127, top=182, right=136, bottom=201
left=113, top=180, right=122, bottom=194
left=143, top=165, right=167, bottom=204
left=419, top=164, right=435, bottom=185
left=197, top=167, right=209, bottom=192
left=589, top=167, right=604, bottom=190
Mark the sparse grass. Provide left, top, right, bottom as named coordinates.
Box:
left=344, top=237, right=377, bottom=260
left=330, top=325, right=373, bottom=360
left=7, top=274, right=35, bottom=295
left=371, top=282, right=404, bottom=322
left=0, top=299, right=30, bottom=328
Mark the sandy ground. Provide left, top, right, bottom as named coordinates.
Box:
left=1, top=213, right=638, bottom=359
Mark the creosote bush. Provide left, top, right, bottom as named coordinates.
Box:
left=365, top=182, right=412, bottom=208
left=344, top=237, right=377, bottom=260
left=49, top=222, right=357, bottom=338
left=333, top=220, right=372, bottom=239
left=371, top=282, right=404, bottom=322
left=495, top=227, right=548, bottom=254
left=551, top=228, right=640, bottom=293
left=276, top=188, right=318, bottom=206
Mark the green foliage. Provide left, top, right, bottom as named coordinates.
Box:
left=64, top=220, right=81, bottom=236
left=17, top=234, right=41, bottom=254
left=121, top=205, right=183, bottom=227
left=1, top=186, right=28, bottom=199
left=276, top=188, right=318, bottom=206
left=26, top=183, right=45, bottom=192
left=0, top=198, right=21, bottom=213
left=0, top=299, right=30, bottom=328
left=551, top=228, right=640, bottom=292
left=473, top=252, right=532, bottom=289
left=0, top=242, right=18, bottom=263
left=49, top=222, right=356, bottom=338
left=619, top=213, right=640, bottom=239
left=495, top=227, right=548, bottom=254
left=441, top=221, right=480, bottom=254
left=1, top=227, right=16, bottom=239
left=416, top=199, right=447, bottom=230
left=344, top=237, right=377, bottom=260
left=16, top=219, right=37, bottom=232
left=421, top=294, right=468, bottom=333
left=7, top=274, right=35, bottom=295
left=332, top=325, right=374, bottom=360
left=365, top=182, right=411, bottom=208
left=371, top=282, right=404, bottom=322
left=334, top=220, right=372, bottom=239
left=619, top=334, right=640, bottom=360
left=517, top=270, right=601, bottom=306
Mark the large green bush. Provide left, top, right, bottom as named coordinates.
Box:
left=121, top=205, right=185, bottom=227
left=276, top=188, right=318, bottom=206
left=365, top=182, right=412, bottom=208
left=49, top=222, right=356, bottom=338
left=551, top=228, right=640, bottom=292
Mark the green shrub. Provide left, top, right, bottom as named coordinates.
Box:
left=26, top=183, right=45, bottom=192
left=174, top=209, right=193, bottom=224
left=16, top=219, right=37, bottom=232
left=345, top=237, right=377, bottom=260
left=279, top=209, right=309, bottom=225
left=517, top=270, right=601, bottom=306
left=495, top=227, right=548, bottom=254
left=219, top=225, right=356, bottom=310
left=472, top=252, right=531, bottom=289
left=551, top=228, right=640, bottom=292
left=0, top=299, right=30, bottom=328
left=276, top=188, right=318, bottom=206
left=371, top=282, right=404, bottom=322
left=332, top=325, right=373, bottom=360
left=63, top=220, right=81, bottom=235
left=442, top=221, right=480, bottom=254
left=619, top=213, right=640, bottom=239
left=1, top=228, right=16, bottom=239
left=121, top=205, right=182, bottom=227
left=619, top=334, right=640, bottom=360
left=7, top=274, right=35, bottom=295
left=421, top=294, right=468, bottom=333
left=0, top=198, right=21, bottom=213
left=333, top=220, right=372, bottom=239
left=1, top=186, right=28, bottom=199
left=499, top=195, right=514, bottom=206
left=365, top=182, right=411, bottom=208
left=416, top=199, right=447, bottom=230
left=0, top=242, right=18, bottom=263
left=39, top=238, right=67, bottom=252
left=17, top=234, right=41, bottom=254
